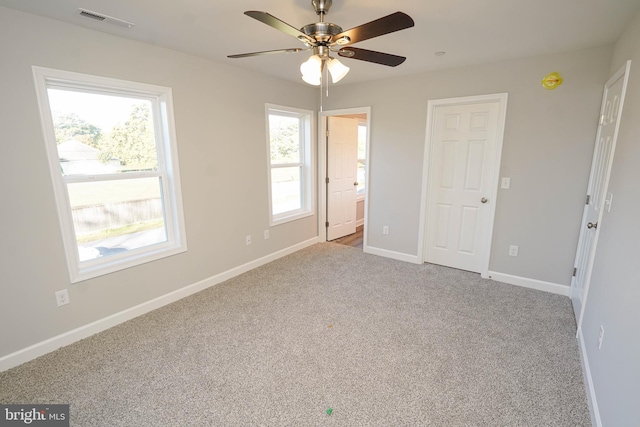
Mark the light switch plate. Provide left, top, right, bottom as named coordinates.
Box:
left=605, top=193, right=613, bottom=212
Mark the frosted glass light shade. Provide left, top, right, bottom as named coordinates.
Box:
left=327, top=57, right=350, bottom=83
left=300, top=55, right=322, bottom=86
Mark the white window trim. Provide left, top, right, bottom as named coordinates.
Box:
left=32, top=66, right=187, bottom=283
left=265, top=104, right=315, bottom=226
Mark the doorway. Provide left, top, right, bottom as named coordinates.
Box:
left=318, top=107, right=370, bottom=247
left=419, top=94, right=508, bottom=276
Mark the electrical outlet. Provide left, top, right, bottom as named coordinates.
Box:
left=508, top=245, right=519, bottom=257
left=598, top=325, right=604, bottom=349
left=383, top=225, right=389, bottom=235
left=501, top=177, right=511, bottom=189
left=245, top=235, right=252, bottom=245
left=55, top=289, right=70, bottom=307
left=264, top=230, right=270, bottom=240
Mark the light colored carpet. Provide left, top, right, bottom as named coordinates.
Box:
left=0, top=243, right=591, bottom=426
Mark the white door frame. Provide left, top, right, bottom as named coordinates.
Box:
left=574, top=60, right=631, bottom=333
left=318, top=107, right=371, bottom=244
left=418, top=93, right=508, bottom=277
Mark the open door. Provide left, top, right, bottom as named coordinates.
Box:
left=326, top=116, right=359, bottom=241
left=571, top=61, right=631, bottom=325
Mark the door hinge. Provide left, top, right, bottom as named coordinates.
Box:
left=325, top=177, right=329, bottom=184
left=586, top=194, right=590, bottom=205
left=573, top=267, right=577, bottom=277
left=599, top=114, right=605, bottom=125
left=325, top=221, right=330, bottom=228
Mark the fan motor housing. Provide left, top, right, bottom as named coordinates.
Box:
left=301, top=22, right=343, bottom=43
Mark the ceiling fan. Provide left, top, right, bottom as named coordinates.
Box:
left=227, top=0, right=415, bottom=85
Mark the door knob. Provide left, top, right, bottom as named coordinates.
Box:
left=481, top=197, right=488, bottom=204
left=587, top=222, right=598, bottom=229
left=354, top=182, right=359, bottom=186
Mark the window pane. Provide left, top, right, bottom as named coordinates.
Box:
left=357, top=124, right=367, bottom=194
left=48, top=89, right=158, bottom=176
left=67, top=177, right=167, bottom=261
left=357, top=160, right=366, bottom=194
left=358, top=124, right=367, bottom=159
left=271, top=167, right=302, bottom=215
left=269, top=114, right=300, bottom=164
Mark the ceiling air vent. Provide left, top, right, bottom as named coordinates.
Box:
left=78, top=8, right=135, bottom=29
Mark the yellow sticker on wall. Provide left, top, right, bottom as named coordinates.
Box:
left=542, top=72, right=563, bottom=90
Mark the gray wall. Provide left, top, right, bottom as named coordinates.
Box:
left=580, top=11, right=640, bottom=426
left=0, top=7, right=317, bottom=358
left=325, top=46, right=612, bottom=285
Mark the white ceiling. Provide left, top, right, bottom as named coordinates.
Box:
left=2, top=0, right=639, bottom=85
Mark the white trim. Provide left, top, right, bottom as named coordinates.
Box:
left=419, top=93, right=508, bottom=276
left=577, top=328, right=603, bottom=427
left=318, top=107, right=371, bottom=244
left=356, top=218, right=365, bottom=227
left=0, top=237, right=318, bottom=372
left=364, top=245, right=422, bottom=265
left=487, top=271, right=570, bottom=296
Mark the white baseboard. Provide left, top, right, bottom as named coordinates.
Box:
left=0, top=237, right=318, bottom=372
left=356, top=218, right=364, bottom=227
left=364, top=245, right=422, bottom=265
left=577, top=328, right=602, bottom=427
left=486, top=271, right=570, bottom=296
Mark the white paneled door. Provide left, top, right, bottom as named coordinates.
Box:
left=424, top=98, right=504, bottom=273
left=327, top=116, right=359, bottom=241
left=572, top=61, right=631, bottom=325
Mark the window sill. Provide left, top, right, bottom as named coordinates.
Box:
left=71, top=242, right=187, bottom=283
left=270, top=209, right=314, bottom=227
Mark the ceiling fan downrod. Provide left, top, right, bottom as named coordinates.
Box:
left=312, top=0, right=332, bottom=21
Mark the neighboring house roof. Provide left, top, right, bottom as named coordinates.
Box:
left=57, top=139, right=99, bottom=162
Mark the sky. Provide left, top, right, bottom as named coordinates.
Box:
left=47, top=88, right=149, bottom=132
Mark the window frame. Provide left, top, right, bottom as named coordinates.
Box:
left=265, top=104, right=314, bottom=226
left=32, top=66, right=187, bottom=283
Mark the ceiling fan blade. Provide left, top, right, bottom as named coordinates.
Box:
left=244, top=11, right=316, bottom=44
left=331, top=12, right=414, bottom=46
left=228, top=48, right=307, bottom=59
left=338, top=47, right=406, bottom=67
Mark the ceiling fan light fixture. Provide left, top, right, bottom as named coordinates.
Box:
left=327, top=57, right=350, bottom=83
left=302, top=73, right=322, bottom=86
left=300, top=54, right=323, bottom=85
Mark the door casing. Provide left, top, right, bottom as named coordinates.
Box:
left=418, top=93, right=508, bottom=277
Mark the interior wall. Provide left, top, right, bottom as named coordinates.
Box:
left=325, top=46, right=612, bottom=286
left=579, top=11, right=640, bottom=426
left=356, top=200, right=365, bottom=224
left=0, top=7, right=317, bottom=358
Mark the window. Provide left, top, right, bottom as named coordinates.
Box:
left=357, top=122, right=367, bottom=197
left=33, top=67, right=187, bottom=283
left=266, top=105, right=314, bottom=225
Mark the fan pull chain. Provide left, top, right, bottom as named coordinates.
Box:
left=320, top=68, right=324, bottom=112
left=325, top=65, right=330, bottom=98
